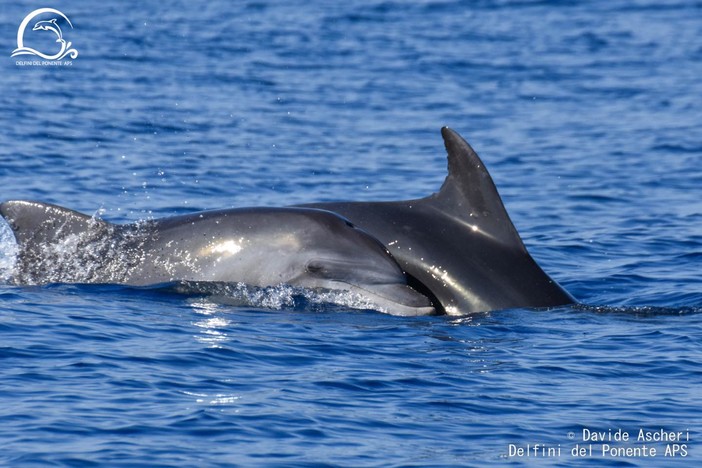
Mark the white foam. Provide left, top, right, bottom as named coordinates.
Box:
left=178, top=281, right=382, bottom=313
left=0, top=219, right=18, bottom=283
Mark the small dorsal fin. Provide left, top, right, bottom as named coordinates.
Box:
left=422, top=127, right=526, bottom=250
left=0, top=200, right=107, bottom=246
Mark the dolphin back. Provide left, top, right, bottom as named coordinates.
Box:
left=0, top=200, right=107, bottom=245
left=0, top=200, right=130, bottom=284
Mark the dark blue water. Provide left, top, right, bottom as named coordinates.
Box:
left=1, top=1, right=701, bottom=466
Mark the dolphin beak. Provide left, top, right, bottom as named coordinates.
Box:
left=349, top=283, right=436, bottom=317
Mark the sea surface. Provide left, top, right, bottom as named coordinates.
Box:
left=1, top=0, right=701, bottom=466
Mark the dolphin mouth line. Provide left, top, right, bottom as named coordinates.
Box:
left=329, top=280, right=436, bottom=317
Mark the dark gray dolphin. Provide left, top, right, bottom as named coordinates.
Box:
left=0, top=202, right=434, bottom=316
left=299, top=127, right=575, bottom=315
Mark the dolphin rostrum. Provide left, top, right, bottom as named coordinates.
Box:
left=0, top=202, right=434, bottom=316
left=300, top=127, right=575, bottom=315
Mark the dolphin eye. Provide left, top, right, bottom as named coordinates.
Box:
left=305, top=260, right=339, bottom=278
left=306, top=262, right=326, bottom=275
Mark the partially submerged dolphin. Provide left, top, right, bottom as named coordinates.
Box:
left=301, top=127, right=575, bottom=315
left=0, top=202, right=434, bottom=316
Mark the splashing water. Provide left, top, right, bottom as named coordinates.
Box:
left=4, top=218, right=148, bottom=286
left=174, top=281, right=385, bottom=313
left=0, top=219, right=18, bottom=283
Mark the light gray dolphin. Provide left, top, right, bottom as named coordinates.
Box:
left=299, top=127, right=575, bottom=315
left=0, top=202, right=434, bottom=316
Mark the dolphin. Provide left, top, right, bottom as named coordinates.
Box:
left=299, top=127, right=575, bottom=315
left=33, top=18, right=64, bottom=43
left=0, top=202, right=434, bottom=316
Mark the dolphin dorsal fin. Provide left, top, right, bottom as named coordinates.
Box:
left=425, top=127, right=526, bottom=250
left=0, top=200, right=107, bottom=246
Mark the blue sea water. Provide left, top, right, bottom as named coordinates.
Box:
left=1, top=0, right=701, bottom=466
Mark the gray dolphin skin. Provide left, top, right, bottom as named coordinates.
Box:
left=0, top=202, right=434, bottom=316
left=300, top=127, right=575, bottom=315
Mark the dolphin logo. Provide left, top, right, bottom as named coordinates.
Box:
left=11, top=8, right=78, bottom=60
left=33, top=19, right=64, bottom=44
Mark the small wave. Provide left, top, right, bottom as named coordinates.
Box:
left=573, top=303, right=702, bottom=316
left=11, top=42, right=78, bottom=61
